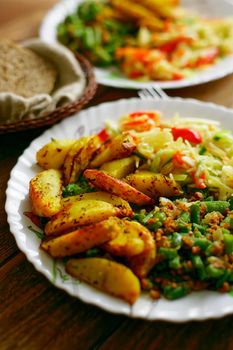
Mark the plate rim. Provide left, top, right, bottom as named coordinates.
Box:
left=39, top=0, right=233, bottom=89
left=5, top=97, right=233, bottom=322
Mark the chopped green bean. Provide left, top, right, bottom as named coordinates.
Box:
left=169, top=256, right=181, bottom=269
left=224, top=234, right=233, bottom=254
left=206, top=265, right=225, bottom=278
left=192, top=237, right=210, bottom=251
left=159, top=247, right=178, bottom=260
left=190, top=202, right=201, bottom=224
left=203, top=201, right=229, bottom=214
left=163, top=284, right=189, bottom=300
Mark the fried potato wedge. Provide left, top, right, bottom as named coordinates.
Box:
left=134, top=0, right=175, bottom=18
left=41, top=217, right=121, bottom=258
left=128, top=247, right=156, bottom=279
left=63, top=191, right=133, bottom=218
left=102, top=220, right=155, bottom=258
left=36, top=139, right=76, bottom=170
left=29, top=169, right=62, bottom=217
left=100, top=156, right=136, bottom=179
left=66, top=258, right=141, bottom=304
left=83, top=169, right=155, bottom=206
left=126, top=171, right=181, bottom=198
left=44, top=199, right=120, bottom=236
left=63, top=136, right=90, bottom=185
left=111, top=0, right=164, bottom=29
left=69, top=135, right=101, bottom=184
left=90, top=133, right=136, bottom=168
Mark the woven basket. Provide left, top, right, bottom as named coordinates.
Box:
left=0, top=53, right=97, bottom=134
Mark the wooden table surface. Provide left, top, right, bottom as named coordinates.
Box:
left=1, top=1, right=233, bottom=349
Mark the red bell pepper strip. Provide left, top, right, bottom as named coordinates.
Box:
left=172, top=127, right=202, bottom=144
left=97, top=129, right=110, bottom=142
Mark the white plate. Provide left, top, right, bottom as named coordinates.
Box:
left=40, top=0, right=233, bottom=89
left=6, top=97, right=233, bottom=322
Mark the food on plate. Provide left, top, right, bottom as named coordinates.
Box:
left=44, top=199, right=123, bottom=236
left=57, top=0, right=233, bottom=81
left=89, top=133, right=137, bottom=168
left=83, top=169, right=155, bottom=205
left=126, top=171, right=182, bottom=198
left=28, top=109, right=233, bottom=303
left=29, top=169, right=62, bottom=217
left=66, top=257, right=141, bottom=304
left=62, top=191, right=133, bottom=217
left=0, top=40, right=57, bottom=97
left=41, top=217, right=121, bottom=257
left=37, top=139, right=77, bottom=170
left=100, top=156, right=136, bottom=178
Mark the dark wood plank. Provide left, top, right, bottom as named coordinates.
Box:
left=97, top=315, right=233, bottom=350
left=0, top=253, right=125, bottom=350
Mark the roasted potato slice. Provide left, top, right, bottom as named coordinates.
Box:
left=134, top=0, right=176, bottom=18
left=63, top=191, right=133, bottom=218
left=100, top=156, right=136, bottom=179
left=110, top=0, right=164, bottom=29
left=128, top=248, right=156, bottom=279
left=90, top=133, right=136, bottom=168
left=102, top=219, right=156, bottom=278
left=83, top=169, right=155, bottom=206
left=66, top=258, right=141, bottom=304
left=36, top=139, right=76, bottom=170
left=69, top=135, right=101, bottom=184
left=126, top=171, right=181, bottom=198
left=29, top=169, right=62, bottom=217
left=102, top=219, right=155, bottom=258
left=44, top=199, right=120, bottom=236
left=41, top=217, right=121, bottom=258
left=63, top=136, right=90, bottom=185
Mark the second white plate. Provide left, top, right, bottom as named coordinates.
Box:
left=40, top=0, right=233, bottom=89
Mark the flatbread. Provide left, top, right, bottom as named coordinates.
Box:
left=0, top=40, right=57, bottom=98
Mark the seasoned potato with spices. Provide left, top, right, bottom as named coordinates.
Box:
left=44, top=199, right=121, bottom=236
left=90, top=133, right=136, bottom=168
left=66, top=257, right=141, bottom=304
left=102, top=219, right=155, bottom=258
left=126, top=171, right=181, bottom=198
left=84, top=169, right=155, bottom=206
left=128, top=247, right=156, bottom=279
left=100, top=156, right=136, bottom=179
left=69, top=135, right=101, bottom=184
left=29, top=169, right=62, bottom=217
left=63, top=136, right=90, bottom=185
left=36, top=139, right=76, bottom=170
left=41, top=217, right=121, bottom=258
left=63, top=191, right=133, bottom=218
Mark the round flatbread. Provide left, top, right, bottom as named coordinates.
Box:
left=0, top=40, right=57, bottom=98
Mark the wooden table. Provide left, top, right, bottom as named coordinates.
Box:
left=1, top=1, right=233, bottom=349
